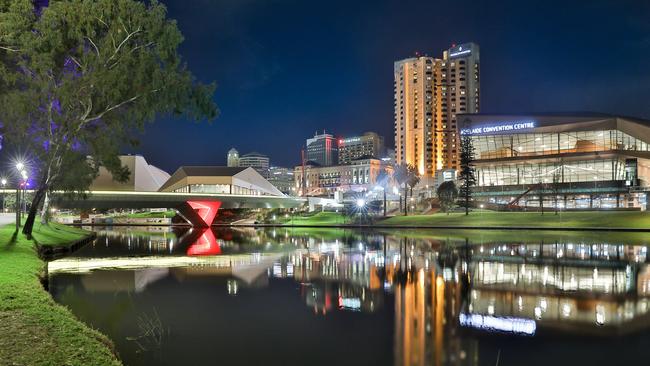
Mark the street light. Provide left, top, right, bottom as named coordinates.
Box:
left=356, top=199, right=366, bottom=208
left=1, top=178, right=6, bottom=213
left=20, top=171, right=28, bottom=217
left=14, top=162, right=26, bottom=230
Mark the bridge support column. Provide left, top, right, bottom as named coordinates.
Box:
left=175, top=201, right=222, bottom=227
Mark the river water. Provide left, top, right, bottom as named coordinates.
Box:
left=47, top=226, right=650, bottom=366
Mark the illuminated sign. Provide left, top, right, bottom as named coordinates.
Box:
left=459, top=313, right=536, bottom=335
left=338, top=297, right=361, bottom=310
left=442, top=170, right=455, bottom=181
left=340, top=137, right=361, bottom=144
left=449, top=44, right=472, bottom=58
left=460, top=121, right=535, bottom=135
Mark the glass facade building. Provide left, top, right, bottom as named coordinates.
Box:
left=460, top=114, right=650, bottom=209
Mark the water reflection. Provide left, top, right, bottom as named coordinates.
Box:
left=48, top=227, right=650, bottom=366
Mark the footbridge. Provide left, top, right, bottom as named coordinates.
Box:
left=47, top=190, right=306, bottom=227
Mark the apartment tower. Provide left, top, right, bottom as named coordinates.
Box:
left=394, top=42, right=480, bottom=178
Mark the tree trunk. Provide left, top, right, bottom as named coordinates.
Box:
left=404, top=184, right=408, bottom=216
left=465, top=184, right=469, bottom=216
left=40, top=191, right=50, bottom=224
left=22, top=186, right=46, bottom=237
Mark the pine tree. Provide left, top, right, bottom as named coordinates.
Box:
left=459, top=134, right=476, bottom=215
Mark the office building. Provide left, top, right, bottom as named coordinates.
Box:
left=238, top=151, right=270, bottom=178
left=338, top=132, right=385, bottom=164
left=227, top=148, right=240, bottom=167
left=268, top=166, right=295, bottom=195
left=294, top=158, right=393, bottom=196
left=461, top=113, right=650, bottom=209
left=306, top=131, right=338, bottom=166
left=394, top=42, right=480, bottom=178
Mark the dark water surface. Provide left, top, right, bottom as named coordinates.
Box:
left=48, top=226, right=650, bottom=366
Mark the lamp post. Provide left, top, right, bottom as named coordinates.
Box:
left=14, top=162, right=25, bottom=231
left=20, top=170, right=28, bottom=215
left=16, top=162, right=25, bottom=231
left=1, top=178, right=6, bottom=213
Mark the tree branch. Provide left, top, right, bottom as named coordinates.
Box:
left=85, top=36, right=100, bottom=56
left=105, top=28, right=141, bottom=66
left=0, top=46, right=20, bottom=52
left=69, top=55, right=84, bottom=70
left=82, top=94, right=140, bottom=124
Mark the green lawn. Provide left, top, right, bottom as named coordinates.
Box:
left=0, top=222, right=121, bottom=365
left=114, top=210, right=176, bottom=219
left=270, top=210, right=650, bottom=230
left=380, top=211, right=650, bottom=229
left=278, top=212, right=348, bottom=226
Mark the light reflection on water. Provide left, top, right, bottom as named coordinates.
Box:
left=48, top=226, right=650, bottom=366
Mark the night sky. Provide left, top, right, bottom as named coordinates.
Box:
left=134, top=0, right=650, bottom=173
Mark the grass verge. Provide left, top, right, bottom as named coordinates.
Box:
left=270, top=210, right=650, bottom=230
left=277, top=212, right=348, bottom=226
left=0, top=221, right=121, bottom=365
left=380, top=211, right=650, bottom=229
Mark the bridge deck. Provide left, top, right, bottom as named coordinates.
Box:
left=44, top=190, right=305, bottom=210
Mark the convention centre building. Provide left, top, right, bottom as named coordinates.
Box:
left=459, top=113, right=650, bottom=210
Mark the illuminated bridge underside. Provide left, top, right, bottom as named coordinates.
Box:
left=50, top=191, right=305, bottom=227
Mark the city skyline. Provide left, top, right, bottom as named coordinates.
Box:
left=131, top=0, right=650, bottom=173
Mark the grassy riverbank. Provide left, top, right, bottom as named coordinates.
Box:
left=0, top=221, right=121, bottom=365
left=380, top=211, right=650, bottom=228
left=273, top=210, right=650, bottom=229
left=278, top=212, right=348, bottom=226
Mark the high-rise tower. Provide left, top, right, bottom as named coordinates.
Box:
left=394, top=42, right=480, bottom=178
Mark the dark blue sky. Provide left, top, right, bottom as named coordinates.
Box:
left=135, top=0, right=650, bottom=173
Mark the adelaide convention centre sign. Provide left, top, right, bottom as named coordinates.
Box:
left=460, top=121, right=536, bottom=135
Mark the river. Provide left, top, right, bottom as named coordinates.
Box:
left=47, top=226, right=650, bottom=366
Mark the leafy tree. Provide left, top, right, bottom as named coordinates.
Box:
left=459, top=134, right=476, bottom=216
left=0, top=0, right=218, bottom=236
left=393, top=163, right=409, bottom=215
left=436, top=180, right=458, bottom=215
left=406, top=164, right=420, bottom=215
left=375, top=168, right=391, bottom=217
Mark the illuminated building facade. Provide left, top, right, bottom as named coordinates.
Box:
left=226, top=148, right=239, bottom=167
left=306, top=131, right=338, bottom=167
left=267, top=166, right=295, bottom=195
left=394, top=42, right=480, bottom=178
left=294, top=158, right=393, bottom=196
left=90, top=155, right=170, bottom=192
left=338, top=132, right=385, bottom=164
left=158, top=166, right=284, bottom=196
left=462, top=113, right=650, bottom=209
left=238, top=151, right=270, bottom=178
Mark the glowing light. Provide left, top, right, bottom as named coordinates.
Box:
left=187, top=200, right=222, bottom=227
left=461, top=121, right=535, bottom=135
left=356, top=199, right=366, bottom=208
left=186, top=229, right=221, bottom=256
left=459, top=313, right=536, bottom=335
